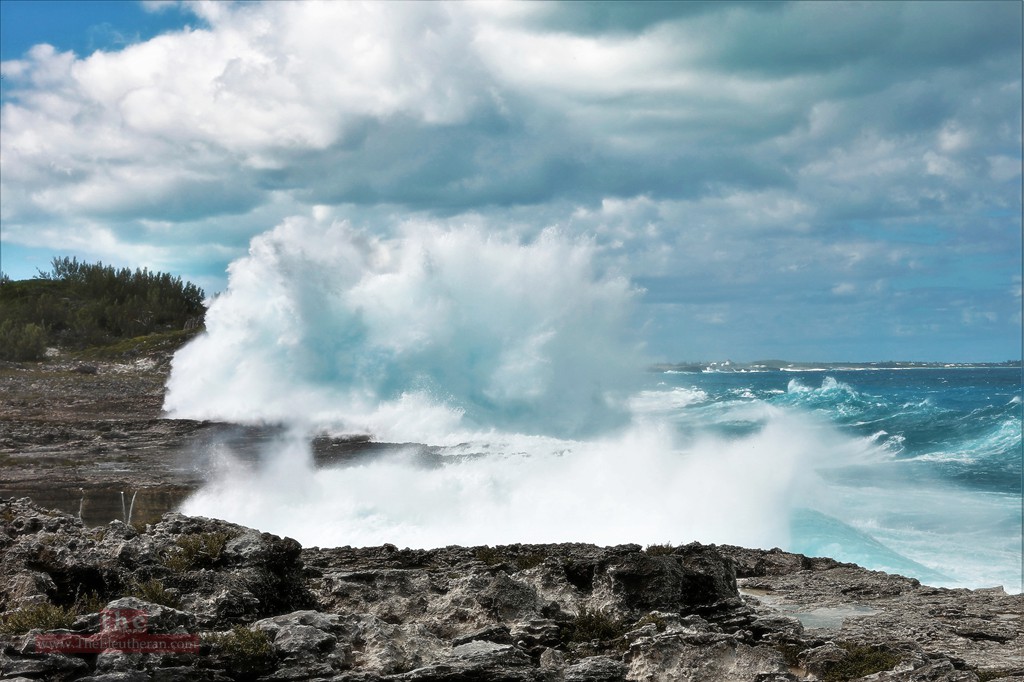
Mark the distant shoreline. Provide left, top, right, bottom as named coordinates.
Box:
left=651, top=360, right=1023, bottom=373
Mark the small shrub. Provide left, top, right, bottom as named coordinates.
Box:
left=72, top=590, right=106, bottom=615
left=821, top=643, right=901, bottom=682
left=644, top=543, right=676, bottom=556
left=164, top=531, right=232, bottom=571
left=562, top=607, right=626, bottom=645
left=130, top=579, right=180, bottom=608
left=0, top=321, right=48, bottom=361
left=207, top=626, right=276, bottom=677
left=0, top=602, right=76, bottom=635
left=475, top=546, right=504, bottom=566
left=513, top=552, right=546, bottom=571
left=162, top=547, right=192, bottom=573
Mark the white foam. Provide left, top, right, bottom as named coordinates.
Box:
left=167, top=216, right=1021, bottom=592
left=165, top=218, right=643, bottom=441
left=181, top=412, right=835, bottom=551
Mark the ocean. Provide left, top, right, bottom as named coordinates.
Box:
left=176, top=363, right=1022, bottom=595
left=647, top=366, right=1022, bottom=593
left=165, top=222, right=1023, bottom=594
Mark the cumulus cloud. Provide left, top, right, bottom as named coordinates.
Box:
left=0, top=0, right=1020, bottom=360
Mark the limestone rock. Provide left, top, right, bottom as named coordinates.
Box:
left=563, top=655, right=628, bottom=681
left=1, top=498, right=1020, bottom=682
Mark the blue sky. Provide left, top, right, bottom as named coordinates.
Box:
left=0, top=1, right=1020, bottom=362
left=0, top=0, right=195, bottom=59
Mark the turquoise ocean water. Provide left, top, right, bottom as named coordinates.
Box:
left=648, top=367, right=1022, bottom=592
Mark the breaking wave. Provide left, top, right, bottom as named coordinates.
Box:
left=167, top=217, right=1022, bottom=593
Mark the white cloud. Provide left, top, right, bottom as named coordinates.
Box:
left=0, top=1, right=1019, bottom=360
left=832, top=283, right=856, bottom=296
left=988, top=155, right=1022, bottom=182
left=140, top=0, right=178, bottom=12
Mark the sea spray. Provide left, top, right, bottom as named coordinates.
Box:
left=165, top=218, right=642, bottom=440
left=180, top=412, right=831, bottom=551
left=166, top=217, right=1021, bottom=592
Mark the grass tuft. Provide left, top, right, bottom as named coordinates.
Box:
left=163, top=531, right=233, bottom=571
left=561, top=606, right=626, bottom=645
left=821, top=643, right=901, bottom=681
left=130, top=578, right=181, bottom=608
left=474, top=546, right=504, bottom=566
left=206, top=626, right=276, bottom=676
left=644, top=543, right=676, bottom=556
left=0, top=602, right=77, bottom=635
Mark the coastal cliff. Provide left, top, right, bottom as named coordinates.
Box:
left=1, top=496, right=1021, bottom=682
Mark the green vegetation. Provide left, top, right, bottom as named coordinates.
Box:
left=0, top=588, right=110, bottom=634
left=512, top=552, right=546, bottom=571
left=206, top=626, right=276, bottom=678
left=73, top=591, right=106, bottom=616
left=821, top=643, right=901, bottom=681
left=0, top=602, right=77, bottom=635
left=644, top=543, right=676, bottom=556
left=130, top=578, right=181, bottom=608
left=0, top=320, right=47, bottom=361
left=164, top=531, right=233, bottom=571
left=77, top=328, right=201, bottom=362
left=474, top=546, right=504, bottom=566
left=0, top=257, right=205, bottom=360
left=561, top=607, right=626, bottom=645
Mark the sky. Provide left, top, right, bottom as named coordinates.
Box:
left=0, top=0, right=1021, bottom=363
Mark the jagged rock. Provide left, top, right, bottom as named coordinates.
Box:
left=510, top=618, right=562, bottom=657
left=78, top=673, right=151, bottom=682
left=595, top=544, right=738, bottom=620
left=102, top=597, right=195, bottom=633
left=349, top=614, right=447, bottom=675
left=252, top=610, right=354, bottom=679
left=93, top=650, right=148, bottom=674
left=451, top=624, right=513, bottom=646
left=563, top=655, right=628, bottom=681
left=623, top=630, right=793, bottom=681
left=478, top=572, right=541, bottom=621
left=1, top=498, right=1020, bottom=682
left=798, top=641, right=848, bottom=677
left=748, top=613, right=804, bottom=641
left=394, top=640, right=543, bottom=681
left=0, top=650, right=92, bottom=680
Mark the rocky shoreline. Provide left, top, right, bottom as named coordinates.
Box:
left=0, top=356, right=387, bottom=527
left=1, top=356, right=1022, bottom=681
left=0, top=496, right=1021, bottom=681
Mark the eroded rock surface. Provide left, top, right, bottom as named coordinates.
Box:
left=1, top=498, right=1021, bottom=681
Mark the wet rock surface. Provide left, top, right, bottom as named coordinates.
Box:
left=0, top=357, right=396, bottom=527
left=0, top=498, right=1020, bottom=681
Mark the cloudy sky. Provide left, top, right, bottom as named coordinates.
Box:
left=1, top=0, right=1020, bottom=362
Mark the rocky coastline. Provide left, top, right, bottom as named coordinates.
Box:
left=1, top=356, right=1022, bottom=681
left=0, top=496, right=1021, bottom=681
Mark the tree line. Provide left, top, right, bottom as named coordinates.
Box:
left=0, top=258, right=206, bottom=361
